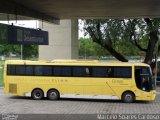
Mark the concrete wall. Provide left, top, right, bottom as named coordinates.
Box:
left=39, top=19, right=78, bottom=60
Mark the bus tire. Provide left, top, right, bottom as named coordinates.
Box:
left=122, top=91, right=135, bottom=103
left=47, top=89, right=59, bottom=100
left=31, top=88, right=44, bottom=100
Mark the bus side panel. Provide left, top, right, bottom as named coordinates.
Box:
left=108, top=78, right=134, bottom=99
left=106, top=65, right=135, bottom=100
left=83, top=78, right=116, bottom=99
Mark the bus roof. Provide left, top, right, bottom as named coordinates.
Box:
left=4, top=60, right=150, bottom=67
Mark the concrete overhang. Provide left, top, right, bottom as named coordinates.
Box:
left=1, top=0, right=160, bottom=24
left=0, top=0, right=60, bottom=24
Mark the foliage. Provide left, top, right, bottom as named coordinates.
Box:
left=0, top=23, right=8, bottom=44
left=79, top=38, right=144, bottom=58
left=0, top=44, right=38, bottom=59
left=22, top=45, right=38, bottom=59
left=0, top=44, right=21, bottom=55
left=79, top=38, right=109, bottom=58
left=0, top=61, right=4, bottom=86
left=83, top=18, right=160, bottom=63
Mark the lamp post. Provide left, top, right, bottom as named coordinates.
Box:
left=18, top=23, right=25, bottom=60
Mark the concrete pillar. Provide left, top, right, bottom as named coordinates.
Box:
left=39, top=19, right=78, bottom=60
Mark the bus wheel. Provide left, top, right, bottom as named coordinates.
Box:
left=122, top=92, right=135, bottom=103
left=47, top=89, right=59, bottom=100
left=31, top=89, right=44, bottom=100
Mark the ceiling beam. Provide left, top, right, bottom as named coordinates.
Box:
left=0, top=0, right=60, bottom=24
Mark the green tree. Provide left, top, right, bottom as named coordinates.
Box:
left=79, top=38, right=109, bottom=58
left=84, top=18, right=160, bottom=64
left=0, top=23, right=8, bottom=44
left=22, top=45, right=38, bottom=59
left=0, top=45, right=21, bottom=55
left=79, top=38, right=143, bottom=59
left=0, top=44, right=38, bottom=59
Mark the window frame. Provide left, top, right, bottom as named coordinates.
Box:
left=6, top=65, right=132, bottom=78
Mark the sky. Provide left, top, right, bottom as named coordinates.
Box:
left=0, top=20, right=87, bottom=38
left=0, top=20, right=38, bottom=29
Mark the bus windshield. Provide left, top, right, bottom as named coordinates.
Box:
left=135, top=66, right=155, bottom=92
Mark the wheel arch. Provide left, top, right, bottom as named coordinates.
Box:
left=31, top=88, right=44, bottom=95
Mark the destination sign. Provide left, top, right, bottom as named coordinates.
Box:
left=0, top=23, right=48, bottom=45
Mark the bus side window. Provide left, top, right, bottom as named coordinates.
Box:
left=16, top=66, right=25, bottom=75
left=35, top=66, right=43, bottom=76
left=53, top=66, right=72, bottom=76
left=53, top=66, right=61, bottom=76
left=114, top=67, right=131, bottom=78
left=106, top=67, right=114, bottom=77
left=26, top=66, right=34, bottom=76
left=43, top=66, right=52, bottom=76
left=72, top=67, right=91, bottom=77
left=7, top=65, right=16, bottom=75
left=85, top=67, right=90, bottom=76
left=61, top=67, right=72, bottom=76
left=72, top=67, right=84, bottom=77
left=92, top=67, right=107, bottom=77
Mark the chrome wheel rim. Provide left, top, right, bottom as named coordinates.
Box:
left=50, top=92, right=57, bottom=99
left=34, top=92, right=41, bottom=99
left=125, top=94, right=132, bottom=102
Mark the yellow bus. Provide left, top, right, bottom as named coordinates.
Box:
left=3, top=60, right=156, bottom=103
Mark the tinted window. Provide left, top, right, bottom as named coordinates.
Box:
left=92, top=67, right=107, bottom=77
left=135, top=67, right=151, bottom=75
left=26, top=66, right=34, bottom=75
left=61, top=67, right=72, bottom=76
left=114, top=67, right=131, bottom=78
left=91, top=67, right=114, bottom=77
left=106, top=67, right=114, bottom=77
left=141, top=67, right=150, bottom=74
left=53, top=66, right=72, bottom=76
left=73, top=67, right=92, bottom=77
left=43, top=66, right=52, bottom=76
left=73, top=67, right=85, bottom=76
left=35, top=66, right=43, bottom=76
left=7, top=65, right=131, bottom=78
left=7, top=65, right=16, bottom=75
left=53, top=66, right=62, bottom=76
left=16, top=66, right=25, bottom=75
left=85, top=67, right=91, bottom=76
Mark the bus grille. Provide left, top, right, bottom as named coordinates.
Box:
left=9, top=84, right=17, bottom=93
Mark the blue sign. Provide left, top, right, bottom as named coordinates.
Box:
left=8, top=25, right=48, bottom=45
